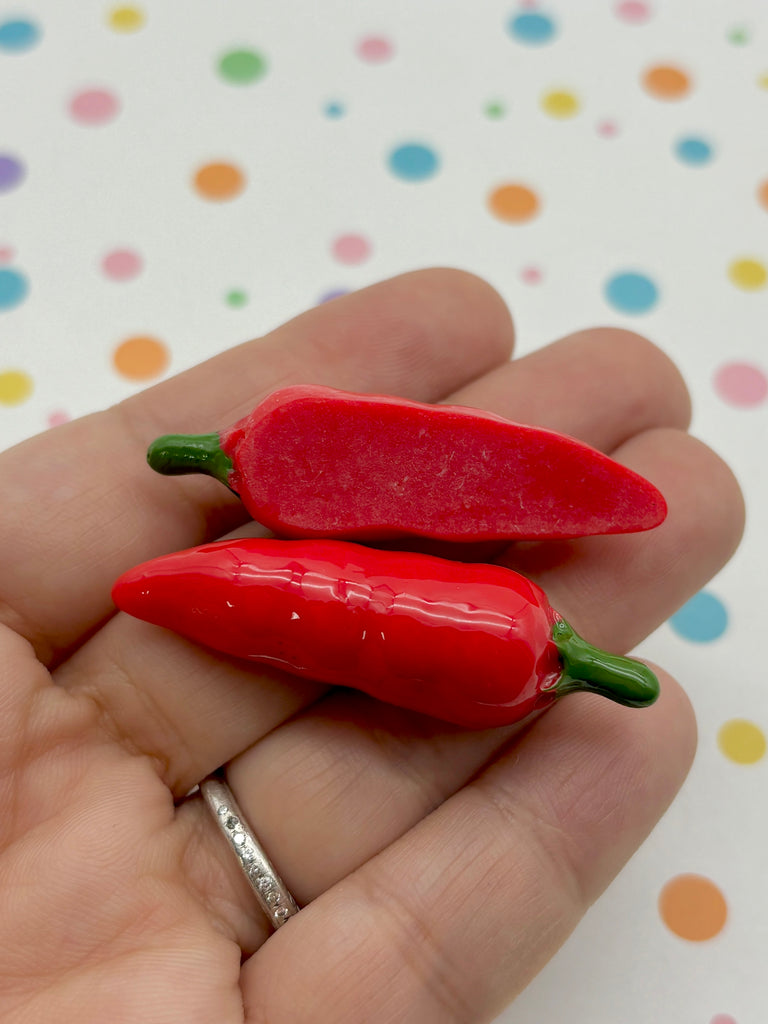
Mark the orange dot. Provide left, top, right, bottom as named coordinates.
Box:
left=113, top=336, right=169, bottom=381
left=757, top=179, right=768, bottom=211
left=193, top=161, right=246, bottom=200
left=488, top=183, right=540, bottom=223
left=643, top=64, right=691, bottom=100
left=659, top=874, right=727, bottom=941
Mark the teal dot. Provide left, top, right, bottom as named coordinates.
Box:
left=670, top=592, right=728, bottom=643
left=675, top=137, right=713, bottom=166
left=507, top=11, right=556, bottom=45
left=604, top=271, right=659, bottom=314
left=0, top=18, right=40, bottom=52
left=324, top=101, right=345, bottom=118
left=0, top=268, right=28, bottom=310
left=388, top=143, right=439, bottom=182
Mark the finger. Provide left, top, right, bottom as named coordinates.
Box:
left=447, top=326, right=691, bottom=451
left=503, top=427, right=746, bottom=652
left=235, top=672, right=695, bottom=1022
left=0, top=268, right=514, bottom=663
left=172, top=425, right=740, bottom=918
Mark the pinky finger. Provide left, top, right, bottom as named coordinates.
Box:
left=240, top=668, right=695, bottom=1024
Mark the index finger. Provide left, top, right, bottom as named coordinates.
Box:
left=0, top=269, right=514, bottom=665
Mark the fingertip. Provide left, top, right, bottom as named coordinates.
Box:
left=331, top=267, right=516, bottom=398
left=578, top=326, right=693, bottom=431
left=624, top=428, right=746, bottom=565
left=641, top=663, right=699, bottom=778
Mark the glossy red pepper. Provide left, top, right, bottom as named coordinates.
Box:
left=146, top=385, right=667, bottom=542
left=112, top=538, right=659, bottom=728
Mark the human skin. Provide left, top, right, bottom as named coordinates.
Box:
left=0, top=269, right=744, bottom=1023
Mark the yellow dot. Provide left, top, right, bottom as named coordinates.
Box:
left=541, top=89, right=580, bottom=119
left=728, top=257, right=767, bottom=290
left=0, top=370, right=33, bottom=406
left=718, top=719, right=766, bottom=764
left=107, top=5, right=145, bottom=32
left=113, top=336, right=169, bottom=381
left=758, top=71, right=768, bottom=90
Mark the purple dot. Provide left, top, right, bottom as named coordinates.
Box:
left=0, top=154, right=25, bottom=192
left=318, top=288, right=350, bottom=304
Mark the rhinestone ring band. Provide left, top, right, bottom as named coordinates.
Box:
left=199, top=776, right=300, bottom=929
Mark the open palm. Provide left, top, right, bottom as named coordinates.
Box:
left=0, top=270, right=743, bottom=1023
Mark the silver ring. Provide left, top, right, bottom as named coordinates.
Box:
left=199, top=777, right=300, bottom=929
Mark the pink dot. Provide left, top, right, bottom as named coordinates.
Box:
left=356, top=36, right=394, bottom=62
left=710, top=1016, right=737, bottom=1024
left=69, top=88, right=120, bottom=125
left=597, top=119, right=620, bottom=137
left=615, top=1, right=651, bottom=23
left=331, top=233, right=371, bottom=265
left=520, top=266, right=543, bottom=284
left=47, top=410, right=71, bottom=428
left=102, top=248, right=143, bottom=281
left=0, top=246, right=14, bottom=263
left=714, top=361, right=768, bottom=407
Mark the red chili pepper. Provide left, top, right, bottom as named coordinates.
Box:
left=112, top=538, right=659, bottom=728
left=146, top=385, right=667, bottom=542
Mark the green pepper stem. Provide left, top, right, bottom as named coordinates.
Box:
left=146, top=433, right=237, bottom=493
left=551, top=618, right=659, bottom=708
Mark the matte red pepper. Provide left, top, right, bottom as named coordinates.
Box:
left=146, top=385, right=667, bottom=542
left=111, top=538, right=659, bottom=729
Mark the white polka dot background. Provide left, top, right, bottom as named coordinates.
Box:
left=2, top=3, right=767, bottom=1021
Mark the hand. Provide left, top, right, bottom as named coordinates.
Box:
left=0, top=269, right=744, bottom=1023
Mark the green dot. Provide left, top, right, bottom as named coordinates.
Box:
left=218, top=49, right=268, bottom=85
left=485, top=101, right=506, bottom=119
left=226, top=289, right=248, bottom=308
left=727, top=25, right=749, bottom=45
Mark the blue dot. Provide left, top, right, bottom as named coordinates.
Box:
left=388, top=143, right=440, bottom=182
left=604, top=271, right=659, bottom=314
left=669, top=591, right=728, bottom=643
left=324, top=101, right=345, bottom=119
left=0, top=268, right=29, bottom=311
left=0, top=18, right=40, bottom=52
left=675, top=136, right=714, bottom=166
left=508, top=11, right=556, bottom=45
